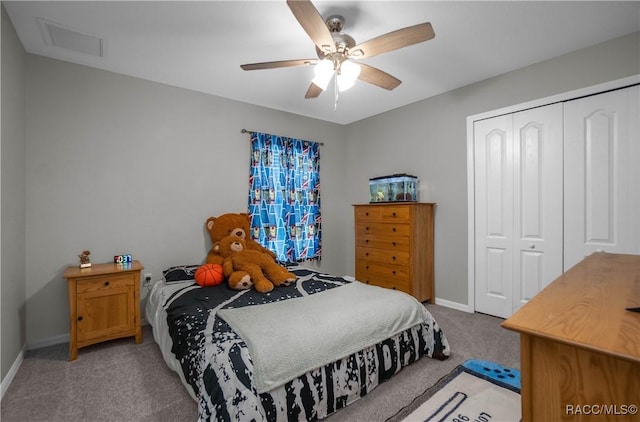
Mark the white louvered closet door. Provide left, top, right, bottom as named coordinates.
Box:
left=564, top=85, right=640, bottom=270
left=474, top=104, right=563, bottom=318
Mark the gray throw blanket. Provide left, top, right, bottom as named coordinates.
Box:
left=217, top=281, right=427, bottom=393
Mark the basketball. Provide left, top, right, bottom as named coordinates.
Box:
left=195, top=264, right=224, bottom=287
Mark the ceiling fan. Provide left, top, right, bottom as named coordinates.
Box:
left=240, top=0, right=435, bottom=102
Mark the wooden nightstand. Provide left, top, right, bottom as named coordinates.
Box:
left=63, top=260, right=144, bottom=361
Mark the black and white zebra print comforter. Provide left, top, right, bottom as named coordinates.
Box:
left=149, top=265, right=450, bottom=421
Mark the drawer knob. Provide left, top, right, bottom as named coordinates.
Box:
left=365, top=265, right=369, bottom=270
left=104, top=281, right=110, bottom=286
left=392, top=212, right=396, bottom=217
left=392, top=227, right=396, bottom=232
left=392, top=270, right=396, bottom=275
left=365, top=252, right=369, bottom=256
left=366, top=212, right=369, bottom=216
left=366, top=226, right=370, bottom=231
left=77, top=316, right=83, bottom=321
left=392, top=287, right=397, bottom=290
left=392, top=256, right=396, bottom=260
left=365, top=239, right=369, bottom=243
left=392, top=242, right=396, bottom=246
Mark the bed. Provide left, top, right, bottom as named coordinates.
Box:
left=145, top=263, right=450, bottom=421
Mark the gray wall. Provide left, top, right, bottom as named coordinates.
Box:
left=344, top=31, right=640, bottom=305
left=24, top=54, right=348, bottom=346
left=1, top=4, right=27, bottom=381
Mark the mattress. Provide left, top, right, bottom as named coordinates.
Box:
left=145, top=264, right=450, bottom=421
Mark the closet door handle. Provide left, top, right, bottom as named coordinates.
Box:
left=529, top=243, right=536, bottom=249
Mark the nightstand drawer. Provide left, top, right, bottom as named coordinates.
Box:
left=76, top=274, right=135, bottom=293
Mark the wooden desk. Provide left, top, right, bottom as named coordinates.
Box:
left=502, top=253, right=640, bottom=421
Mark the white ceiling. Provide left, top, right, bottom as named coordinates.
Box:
left=5, top=1, right=640, bottom=125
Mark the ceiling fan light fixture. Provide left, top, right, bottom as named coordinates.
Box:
left=337, top=60, right=361, bottom=92
left=241, top=1, right=436, bottom=102
left=312, top=59, right=334, bottom=90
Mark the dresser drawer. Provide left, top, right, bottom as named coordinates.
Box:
left=365, top=277, right=411, bottom=296
left=354, top=205, right=410, bottom=222
left=379, top=206, right=410, bottom=220
left=355, top=262, right=411, bottom=294
left=76, top=274, right=135, bottom=293
left=356, top=234, right=410, bottom=250
left=355, top=222, right=411, bottom=237
left=356, top=260, right=410, bottom=281
left=356, top=246, right=410, bottom=265
left=355, top=206, right=383, bottom=221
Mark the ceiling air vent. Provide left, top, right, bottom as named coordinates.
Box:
left=38, top=18, right=104, bottom=57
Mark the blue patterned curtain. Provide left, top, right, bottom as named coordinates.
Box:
left=248, top=132, right=321, bottom=263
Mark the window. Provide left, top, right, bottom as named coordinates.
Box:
left=247, top=132, right=321, bottom=263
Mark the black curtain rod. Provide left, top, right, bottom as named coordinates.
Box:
left=240, top=128, right=324, bottom=146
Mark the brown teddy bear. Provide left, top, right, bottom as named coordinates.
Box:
left=205, top=213, right=276, bottom=266
left=215, top=235, right=297, bottom=293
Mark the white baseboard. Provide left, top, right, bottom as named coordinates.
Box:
left=0, top=344, right=26, bottom=401
left=434, top=297, right=474, bottom=313
left=27, top=333, right=69, bottom=350
left=26, top=320, right=152, bottom=352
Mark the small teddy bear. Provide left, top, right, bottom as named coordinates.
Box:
left=214, top=235, right=296, bottom=293
left=78, top=250, right=91, bottom=268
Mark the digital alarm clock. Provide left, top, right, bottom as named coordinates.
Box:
left=114, top=254, right=132, bottom=264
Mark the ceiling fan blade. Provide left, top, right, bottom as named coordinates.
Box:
left=358, top=63, right=402, bottom=90
left=241, top=59, right=317, bottom=71
left=305, top=83, right=324, bottom=99
left=349, top=22, right=435, bottom=59
left=287, top=0, right=336, bottom=54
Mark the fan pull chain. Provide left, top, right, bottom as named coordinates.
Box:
left=334, top=74, right=339, bottom=110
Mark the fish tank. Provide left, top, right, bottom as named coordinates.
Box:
left=369, top=174, right=418, bottom=203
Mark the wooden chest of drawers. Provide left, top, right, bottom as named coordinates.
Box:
left=63, top=260, right=144, bottom=361
left=354, top=203, right=434, bottom=302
